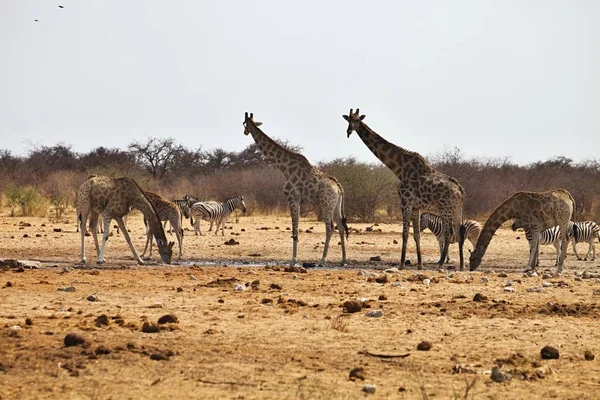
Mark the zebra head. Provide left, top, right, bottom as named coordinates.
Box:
left=236, top=196, right=247, bottom=214
left=184, top=194, right=200, bottom=209
left=342, top=108, right=366, bottom=138
left=243, top=112, right=262, bottom=136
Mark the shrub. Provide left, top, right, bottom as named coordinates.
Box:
left=4, top=186, right=49, bottom=217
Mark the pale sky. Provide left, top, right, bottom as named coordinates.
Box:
left=1, top=1, right=599, bottom=165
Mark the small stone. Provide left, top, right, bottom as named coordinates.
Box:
left=94, top=314, right=109, bottom=327
left=498, top=272, right=508, bottom=278
left=378, top=294, right=387, bottom=301
left=541, top=345, right=560, bottom=359
left=422, top=279, right=431, bottom=286
left=343, top=300, right=363, bottom=313
left=374, top=274, right=388, bottom=284
left=349, top=367, right=366, bottom=381
left=141, top=322, right=160, bottom=333
left=505, top=281, right=515, bottom=286
left=233, top=283, right=246, bottom=292
left=57, top=286, right=76, bottom=292
left=542, top=273, right=553, bottom=279
left=417, top=341, right=432, bottom=351
left=148, top=302, right=164, bottom=308
left=64, top=333, right=85, bottom=347
left=384, top=267, right=399, bottom=273
left=575, top=277, right=583, bottom=282
left=393, top=239, right=398, bottom=244
left=189, top=275, right=197, bottom=280
left=362, top=384, right=376, bottom=394
left=357, top=270, right=367, bottom=276
left=370, top=256, right=382, bottom=262
left=95, top=345, right=111, bottom=355
left=270, top=283, right=282, bottom=290
left=365, top=310, right=383, bottom=318
left=490, top=366, right=511, bottom=382
left=503, top=287, right=515, bottom=293
left=157, top=314, right=178, bottom=324
left=542, top=282, right=553, bottom=288
left=473, top=293, right=488, bottom=302
left=86, top=294, right=98, bottom=302
left=526, top=287, right=544, bottom=293
left=593, top=289, right=600, bottom=296
left=25, top=318, right=33, bottom=325
left=391, top=282, right=403, bottom=287
left=481, top=277, right=489, bottom=283
left=584, top=350, right=595, bottom=361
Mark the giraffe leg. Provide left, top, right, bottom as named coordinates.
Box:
left=96, top=217, right=112, bottom=265
left=141, top=221, right=153, bottom=260
left=79, top=213, right=88, bottom=264
left=290, top=202, right=300, bottom=266
left=400, top=208, right=411, bottom=268
left=172, top=217, right=183, bottom=260
left=319, top=219, right=333, bottom=266
left=557, top=226, right=568, bottom=272
left=457, top=223, right=465, bottom=271
left=526, top=233, right=540, bottom=271
left=89, top=213, right=102, bottom=262
left=116, top=217, right=144, bottom=265
left=411, top=212, right=423, bottom=269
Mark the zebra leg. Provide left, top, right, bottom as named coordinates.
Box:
left=219, top=216, right=229, bottom=236
left=208, top=220, right=213, bottom=232
left=335, top=196, right=347, bottom=266
left=571, top=239, right=582, bottom=260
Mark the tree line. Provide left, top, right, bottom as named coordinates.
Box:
left=1, top=138, right=599, bottom=222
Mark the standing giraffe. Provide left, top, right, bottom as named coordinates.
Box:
left=141, top=191, right=184, bottom=261
left=343, top=109, right=466, bottom=269
left=470, top=189, right=575, bottom=272
left=243, top=112, right=349, bottom=266
left=76, top=175, right=174, bottom=265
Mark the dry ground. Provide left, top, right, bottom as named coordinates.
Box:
left=1, top=209, right=600, bottom=399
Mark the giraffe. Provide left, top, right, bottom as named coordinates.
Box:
left=76, top=175, right=174, bottom=265
left=243, top=112, right=349, bottom=266
left=470, top=189, right=575, bottom=272
left=343, top=109, right=466, bottom=270
left=141, top=191, right=184, bottom=261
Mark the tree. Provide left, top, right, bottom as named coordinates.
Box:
left=128, top=137, right=185, bottom=179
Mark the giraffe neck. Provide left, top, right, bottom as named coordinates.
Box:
left=474, top=197, right=518, bottom=254
left=248, top=125, right=309, bottom=178
left=355, top=122, right=432, bottom=178
left=131, top=191, right=168, bottom=243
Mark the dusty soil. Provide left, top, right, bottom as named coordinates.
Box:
left=1, top=209, right=600, bottom=399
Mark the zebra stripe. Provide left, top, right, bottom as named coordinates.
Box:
left=190, top=196, right=247, bottom=236
left=419, top=213, right=481, bottom=263
left=568, top=221, right=600, bottom=261
left=511, top=218, right=563, bottom=266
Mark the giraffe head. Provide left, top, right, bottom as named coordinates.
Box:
left=243, top=112, right=262, bottom=135
left=342, top=108, right=366, bottom=137
left=469, top=246, right=484, bottom=271
left=156, top=239, right=174, bottom=264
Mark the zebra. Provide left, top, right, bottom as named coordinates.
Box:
left=419, top=213, right=481, bottom=263
left=568, top=221, right=600, bottom=261
left=511, top=218, right=562, bottom=266
left=190, top=196, right=247, bottom=236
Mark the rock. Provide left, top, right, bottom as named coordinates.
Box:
left=94, top=314, right=109, bottom=327
left=25, top=318, right=32, bottom=325
left=378, top=294, right=387, bottom=301
left=526, top=287, right=544, bottom=293
left=575, top=277, right=583, bottom=282
left=157, top=314, right=178, bottom=324
left=490, top=366, right=511, bottom=383
left=365, top=310, right=383, bottom=318
left=86, top=294, right=98, bottom=302
left=593, top=289, right=600, bottom=296
left=473, top=293, right=488, bottom=302
left=224, top=238, right=239, bottom=245
left=270, top=283, right=282, bottom=290
left=391, top=282, right=403, bottom=287
left=94, top=346, right=111, bottom=355
left=542, top=282, right=553, bottom=288
left=393, top=239, right=398, bottom=244
left=542, top=273, right=553, bottom=279
left=302, top=262, right=316, bottom=268
left=481, top=276, right=489, bottom=283
left=349, top=367, right=366, bottom=381
left=541, top=345, right=560, bottom=359
left=357, top=270, right=367, bottom=276
left=505, top=281, right=515, bottom=286
left=384, top=267, right=399, bottom=273
left=417, top=341, right=432, bottom=351
left=362, top=384, right=376, bottom=394
left=422, top=279, right=431, bottom=286
left=57, top=286, right=76, bottom=292
left=374, top=274, right=388, bottom=284
left=141, top=322, right=160, bottom=333
left=64, top=333, right=85, bottom=347
left=503, top=287, right=515, bottom=293
left=233, top=283, right=246, bottom=292
left=53, top=228, right=62, bottom=232
left=148, top=302, right=164, bottom=308
left=498, top=272, right=508, bottom=278
left=189, top=274, right=197, bottom=280
left=369, top=256, right=382, bottom=262
left=343, top=300, right=363, bottom=313
left=584, top=350, right=595, bottom=361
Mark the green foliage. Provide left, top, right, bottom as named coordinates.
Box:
left=4, top=186, right=49, bottom=217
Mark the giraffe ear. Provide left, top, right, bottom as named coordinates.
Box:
left=255, top=122, right=262, bottom=126
left=342, top=115, right=349, bottom=121
left=359, top=115, right=366, bottom=120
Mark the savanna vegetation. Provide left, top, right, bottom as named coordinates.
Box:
left=1, top=138, right=599, bottom=222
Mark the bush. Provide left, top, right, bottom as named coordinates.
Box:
left=4, top=186, right=49, bottom=217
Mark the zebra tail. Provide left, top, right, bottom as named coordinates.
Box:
left=573, top=223, right=580, bottom=242
left=341, top=194, right=349, bottom=239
